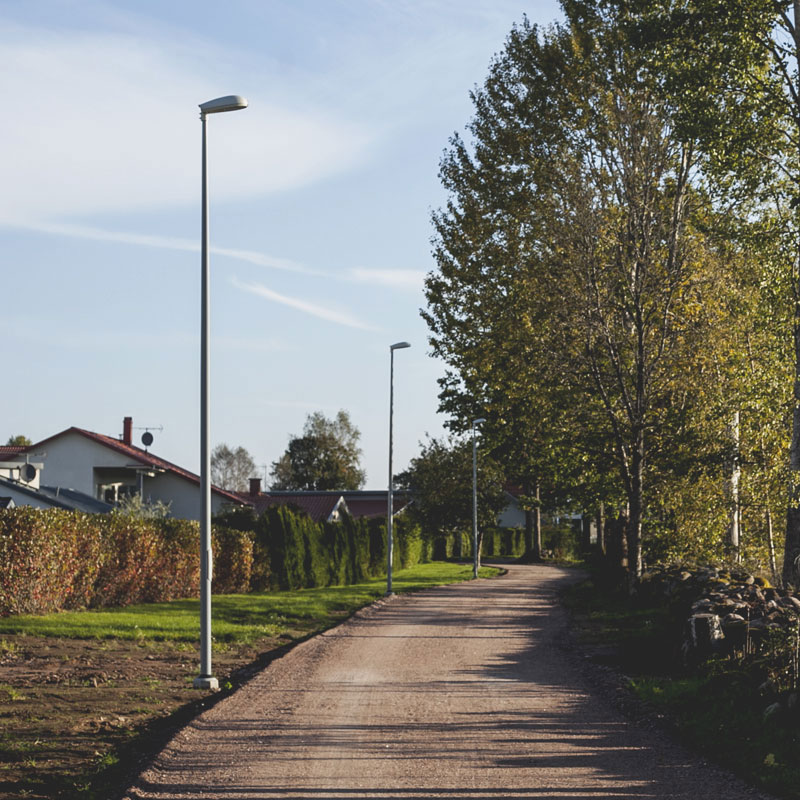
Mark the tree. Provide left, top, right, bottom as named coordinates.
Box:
left=396, top=434, right=508, bottom=564
left=589, top=0, right=800, bottom=583
left=5, top=435, right=31, bottom=447
left=270, top=410, right=365, bottom=491
left=426, top=11, right=741, bottom=580
left=211, top=444, right=256, bottom=492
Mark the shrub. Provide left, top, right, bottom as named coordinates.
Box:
left=212, top=526, right=254, bottom=594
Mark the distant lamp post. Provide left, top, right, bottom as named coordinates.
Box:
left=387, top=341, right=411, bottom=595
left=195, top=94, right=248, bottom=691
left=472, top=417, right=487, bottom=579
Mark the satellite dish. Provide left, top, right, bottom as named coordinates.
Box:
left=20, top=464, right=37, bottom=483
left=141, top=432, right=154, bottom=447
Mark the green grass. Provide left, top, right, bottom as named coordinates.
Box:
left=0, top=562, right=500, bottom=643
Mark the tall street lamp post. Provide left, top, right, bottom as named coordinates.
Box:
left=472, top=417, right=487, bottom=579
left=387, top=341, right=411, bottom=595
left=195, top=94, right=248, bottom=691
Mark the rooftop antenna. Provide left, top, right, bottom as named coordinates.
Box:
left=135, top=425, right=163, bottom=452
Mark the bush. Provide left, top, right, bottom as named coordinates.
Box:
left=212, top=526, right=254, bottom=594
left=0, top=508, right=255, bottom=616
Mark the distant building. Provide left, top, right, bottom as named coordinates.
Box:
left=235, top=479, right=412, bottom=524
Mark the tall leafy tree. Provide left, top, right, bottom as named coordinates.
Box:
left=270, top=410, right=365, bottom=491
left=426, top=12, right=732, bottom=578
left=590, top=0, right=800, bottom=583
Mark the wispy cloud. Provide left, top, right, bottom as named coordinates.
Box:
left=347, top=268, right=427, bottom=291
left=0, top=20, right=373, bottom=224
left=5, top=220, right=320, bottom=275
left=232, top=278, right=377, bottom=331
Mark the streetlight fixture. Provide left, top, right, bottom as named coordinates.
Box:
left=387, top=341, right=411, bottom=595
left=195, top=94, right=248, bottom=691
left=472, top=417, right=487, bottom=579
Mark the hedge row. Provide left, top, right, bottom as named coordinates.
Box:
left=214, top=505, right=431, bottom=591
left=0, top=507, right=252, bottom=616
left=0, top=503, right=508, bottom=617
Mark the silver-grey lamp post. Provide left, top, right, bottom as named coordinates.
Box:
left=472, top=417, right=487, bottom=579
left=195, top=94, right=248, bottom=691
left=387, top=341, right=411, bottom=595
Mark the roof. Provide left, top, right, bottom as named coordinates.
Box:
left=30, top=427, right=243, bottom=505
left=234, top=491, right=348, bottom=523
left=235, top=489, right=411, bottom=520
left=0, top=446, right=28, bottom=460
left=0, top=476, right=112, bottom=513
left=39, top=486, right=114, bottom=514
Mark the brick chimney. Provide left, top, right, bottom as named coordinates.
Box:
left=123, top=416, right=133, bottom=446
left=249, top=477, right=262, bottom=497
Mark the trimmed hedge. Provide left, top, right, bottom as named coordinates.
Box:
left=0, top=508, right=254, bottom=616
left=0, top=503, right=455, bottom=617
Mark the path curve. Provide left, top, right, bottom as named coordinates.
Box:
left=122, top=563, right=775, bottom=799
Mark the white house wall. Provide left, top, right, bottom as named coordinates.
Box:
left=38, top=432, right=133, bottom=496
left=139, top=471, right=229, bottom=521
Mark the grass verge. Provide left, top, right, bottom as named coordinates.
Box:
left=562, top=570, right=800, bottom=799
left=0, top=561, right=500, bottom=800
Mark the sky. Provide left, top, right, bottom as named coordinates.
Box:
left=2, top=0, right=563, bottom=489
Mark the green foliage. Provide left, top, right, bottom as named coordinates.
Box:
left=421, top=4, right=795, bottom=584
left=397, top=434, right=507, bottom=537
left=270, top=410, right=366, bottom=491
left=5, top=435, right=31, bottom=446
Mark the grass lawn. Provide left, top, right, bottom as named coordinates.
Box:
left=0, top=561, right=501, bottom=800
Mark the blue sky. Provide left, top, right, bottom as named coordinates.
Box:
left=2, top=0, right=563, bottom=488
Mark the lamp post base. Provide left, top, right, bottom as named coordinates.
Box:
left=193, top=675, right=219, bottom=691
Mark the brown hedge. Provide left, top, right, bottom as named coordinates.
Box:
left=0, top=508, right=254, bottom=616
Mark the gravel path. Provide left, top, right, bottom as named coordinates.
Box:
left=122, top=563, right=775, bottom=799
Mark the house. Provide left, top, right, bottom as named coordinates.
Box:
left=236, top=479, right=348, bottom=523
left=11, top=417, right=242, bottom=520
left=235, top=480, right=412, bottom=524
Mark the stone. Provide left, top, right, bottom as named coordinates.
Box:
left=683, top=613, right=725, bottom=662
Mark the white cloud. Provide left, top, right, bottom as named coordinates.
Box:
left=347, top=268, right=427, bottom=291
left=5, top=219, right=321, bottom=274
left=232, top=278, right=377, bottom=331
left=0, top=21, right=373, bottom=224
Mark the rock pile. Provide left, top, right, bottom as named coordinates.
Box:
left=639, top=564, right=800, bottom=663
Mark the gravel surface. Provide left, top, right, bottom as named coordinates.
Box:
left=122, top=563, right=776, bottom=799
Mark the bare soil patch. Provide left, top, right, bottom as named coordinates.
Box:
left=0, top=633, right=291, bottom=799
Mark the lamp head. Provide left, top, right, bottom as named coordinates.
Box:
left=473, top=417, right=487, bottom=426
left=200, top=95, right=249, bottom=116
left=390, top=341, right=411, bottom=351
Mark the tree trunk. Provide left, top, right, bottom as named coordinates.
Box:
left=726, top=410, right=741, bottom=562
left=596, top=502, right=606, bottom=556
left=766, top=507, right=777, bottom=580
left=581, top=514, right=592, bottom=552
left=782, top=0, right=800, bottom=592
left=533, top=481, right=542, bottom=560
left=629, top=436, right=644, bottom=579
left=783, top=314, right=800, bottom=587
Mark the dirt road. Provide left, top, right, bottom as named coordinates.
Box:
left=122, top=563, right=774, bottom=799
